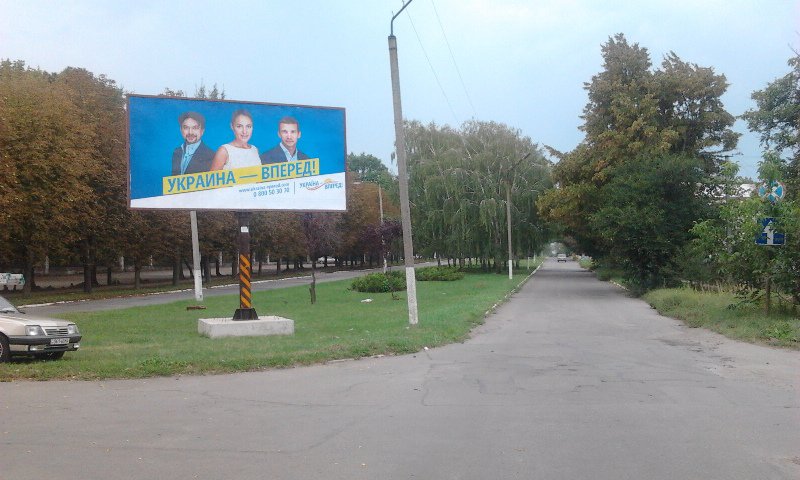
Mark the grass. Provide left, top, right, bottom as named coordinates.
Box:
left=643, top=287, right=800, bottom=349
left=0, top=267, right=538, bottom=381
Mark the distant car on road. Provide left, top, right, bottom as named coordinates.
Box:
left=557, top=254, right=568, bottom=262
left=0, top=295, right=81, bottom=362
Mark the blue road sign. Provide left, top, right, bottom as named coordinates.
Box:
left=758, top=181, right=786, bottom=203
left=756, top=217, right=785, bottom=246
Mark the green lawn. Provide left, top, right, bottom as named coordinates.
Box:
left=0, top=269, right=537, bottom=381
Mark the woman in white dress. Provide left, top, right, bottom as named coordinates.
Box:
left=210, top=109, right=261, bottom=170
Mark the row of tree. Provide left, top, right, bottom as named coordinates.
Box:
left=404, top=119, right=553, bottom=269
left=536, top=33, right=800, bottom=307
left=0, top=60, right=405, bottom=295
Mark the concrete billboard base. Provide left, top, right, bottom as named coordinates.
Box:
left=198, top=316, right=295, bottom=338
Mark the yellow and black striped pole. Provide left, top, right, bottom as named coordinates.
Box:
left=239, top=252, right=252, bottom=308
left=233, top=212, right=259, bottom=320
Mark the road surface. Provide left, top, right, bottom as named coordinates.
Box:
left=2, top=259, right=799, bottom=479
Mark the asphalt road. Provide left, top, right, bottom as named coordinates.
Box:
left=3, top=259, right=799, bottom=479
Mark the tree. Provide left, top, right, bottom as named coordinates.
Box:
left=55, top=67, right=128, bottom=292
left=742, top=53, right=800, bottom=198
left=689, top=152, right=799, bottom=312
left=0, top=60, right=100, bottom=295
left=590, top=153, right=708, bottom=293
left=538, top=34, right=738, bottom=289
left=405, top=120, right=552, bottom=269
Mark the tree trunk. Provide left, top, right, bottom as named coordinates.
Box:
left=309, top=269, right=317, bottom=304
left=134, top=260, right=142, bottom=290
left=201, top=255, right=211, bottom=283
left=172, top=253, right=180, bottom=286
left=182, top=258, right=193, bottom=280
left=23, top=250, right=34, bottom=297
left=276, top=257, right=281, bottom=275
left=106, top=266, right=113, bottom=286
left=83, top=239, right=93, bottom=293
left=765, top=275, right=772, bottom=315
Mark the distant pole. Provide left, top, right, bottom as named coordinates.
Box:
left=379, top=184, right=387, bottom=273
left=506, top=181, right=513, bottom=280
left=389, top=0, right=418, bottom=325
left=505, top=152, right=531, bottom=280
left=190, top=211, right=203, bottom=301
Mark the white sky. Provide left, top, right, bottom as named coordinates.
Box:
left=1, top=0, right=798, bottom=180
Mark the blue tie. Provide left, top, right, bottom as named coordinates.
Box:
left=181, top=148, right=192, bottom=174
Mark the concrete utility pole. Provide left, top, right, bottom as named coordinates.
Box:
left=190, top=211, right=203, bottom=301
left=389, top=0, right=419, bottom=325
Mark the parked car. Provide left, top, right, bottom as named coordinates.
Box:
left=0, top=295, right=81, bottom=362
left=557, top=254, right=568, bottom=262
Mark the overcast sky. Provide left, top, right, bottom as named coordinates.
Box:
left=1, top=0, right=797, bottom=180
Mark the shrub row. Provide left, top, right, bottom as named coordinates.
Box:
left=350, top=271, right=406, bottom=293
left=415, top=266, right=465, bottom=281
left=350, top=266, right=466, bottom=293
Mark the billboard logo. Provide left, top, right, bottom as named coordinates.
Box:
left=302, top=178, right=343, bottom=191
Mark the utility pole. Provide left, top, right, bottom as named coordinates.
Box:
left=389, top=0, right=419, bottom=325
left=506, top=152, right=531, bottom=280
left=190, top=211, right=203, bottom=301
left=379, top=184, right=388, bottom=273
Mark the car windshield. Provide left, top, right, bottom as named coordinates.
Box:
left=0, top=295, right=20, bottom=313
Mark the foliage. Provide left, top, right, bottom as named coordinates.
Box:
left=350, top=271, right=406, bottom=293
left=537, top=33, right=738, bottom=290
left=0, top=61, right=103, bottom=293
left=415, top=266, right=465, bottom=281
left=590, top=153, right=708, bottom=293
left=405, top=119, right=553, bottom=270
left=688, top=152, right=800, bottom=311
left=348, top=152, right=396, bottom=194
left=742, top=54, right=800, bottom=197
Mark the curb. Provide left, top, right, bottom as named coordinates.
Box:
left=483, top=262, right=543, bottom=316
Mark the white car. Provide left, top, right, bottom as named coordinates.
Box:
left=557, top=254, right=568, bottom=262
left=0, top=295, right=81, bottom=361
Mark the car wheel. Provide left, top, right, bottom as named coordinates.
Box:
left=0, top=335, right=9, bottom=362
left=35, top=351, right=65, bottom=360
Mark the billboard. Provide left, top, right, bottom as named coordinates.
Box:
left=127, top=95, right=347, bottom=211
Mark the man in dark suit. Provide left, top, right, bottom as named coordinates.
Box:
left=260, top=116, right=310, bottom=164
left=171, top=111, right=215, bottom=175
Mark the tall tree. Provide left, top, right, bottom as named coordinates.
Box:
left=0, top=60, right=100, bottom=294
left=538, top=34, right=738, bottom=289
left=742, top=53, right=800, bottom=197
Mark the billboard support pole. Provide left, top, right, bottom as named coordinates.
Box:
left=190, top=211, right=203, bottom=302
left=233, top=212, right=258, bottom=320
left=389, top=0, right=419, bottom=326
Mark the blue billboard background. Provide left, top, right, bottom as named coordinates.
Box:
left=128, top=95, right=346, bottom=200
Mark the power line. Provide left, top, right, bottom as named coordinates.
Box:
left=406, top=7, right=461, bottom=127
left=430, top=0, right=477, bottom=118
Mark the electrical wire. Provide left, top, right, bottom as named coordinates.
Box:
left=430, top=0, right=477, bottom=118
left=406, top=7, right=461, bottom=127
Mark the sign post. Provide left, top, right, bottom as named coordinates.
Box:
left=233, top=212, right=258, bottom=320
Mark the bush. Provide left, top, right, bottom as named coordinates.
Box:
left=350, top=271, right=406, bottom=293
left=416, top=266, right=465, bottom=281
